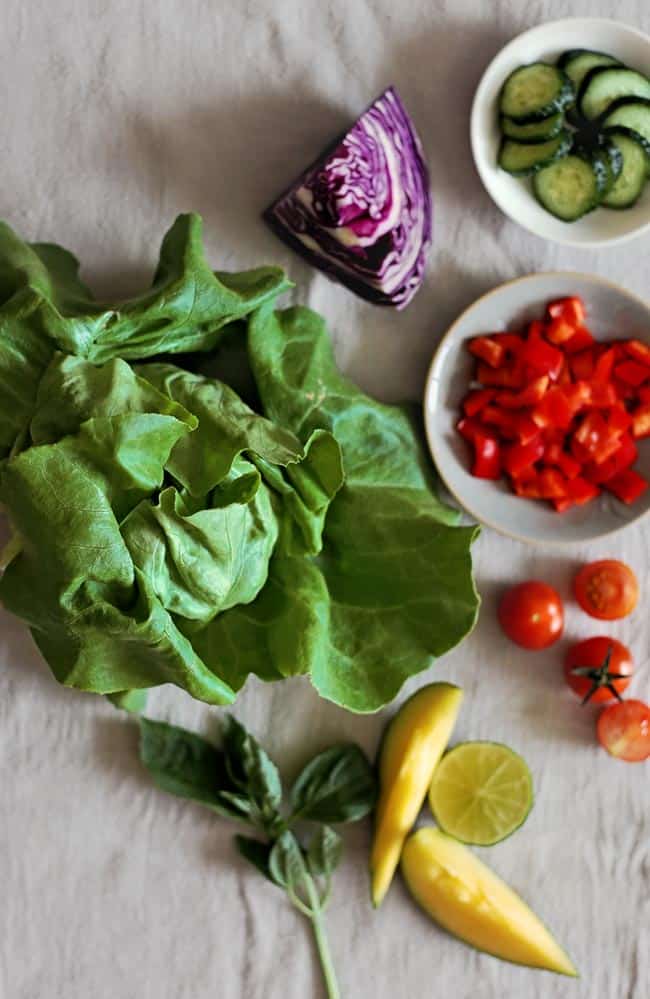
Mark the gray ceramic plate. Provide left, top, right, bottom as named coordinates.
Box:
left=424, top=272, right=650, bottom=545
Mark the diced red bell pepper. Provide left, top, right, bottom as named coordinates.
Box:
left=614, top=360, right=649, bottom=387
left=472, top=431, right=502, bottom=479
left=495, top=375, right=549, bottom=409
left=632, top=403, right=650, bottom=439
left=492, top=333, right=524, bottom=355
left=553, top=498, right=574, bottom=513
left=476, top=363, right=524, bottom=389
left=557, top=452, right=582, bottom=480
left=520, top=337, right=564, bottom=381
left=584, top=433, right=638, bottom=485
left=593, top=347, right=617, bottom=383
left=562, top=381, right=592, bottom=414
left=514, top=414, right=542, bottom=445
left=462, top=388, right=496, bottom=417
left=608, top=404, right=633, bottom=437
left=503, top=437, right=544, bottom=478
left=624, top=339, right=650, bottom=367
left=468, top=336, right=505, bottom=368
left=544, top=442, right=563, bottom=465
left=605, top=468, right=649, bottom=504
left=538, top=468, right=568, bottom=499
left=612, top=376, right=638, bottom=402
left=481, top=405, right=519, bottom=439
left=567, top=476, right=601, bottom=506
left=569, top=348, right=596, bottom=380
left=639, top=386, right=650, bottom=404
left=564, top=327, right=596, bottom=354
left=587, top=381, right=618, bottom=408
left=547, top=296, right=585, bottom=327
left=573, top=411, right=623, bottom=464
left=546, top=316, right=576, bottom=345
left=532, top=386, right=574, bottom=430
left=571, top=436, right=592, bottom=465
left=527, top=320, right=546, bottom=340
left=513, top=476, right=543, bottom=500
left=557, top=359, right=572, bottom=385
left=457, top=417, right=481, bottom=441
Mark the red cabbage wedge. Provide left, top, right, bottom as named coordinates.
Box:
left=264, top=86, right=432, bottom=309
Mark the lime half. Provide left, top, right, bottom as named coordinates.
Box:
left=428, top=741, right=533, bottom=846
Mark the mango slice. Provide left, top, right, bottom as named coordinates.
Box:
left=401, top=827, right=578, bottom=976
left=370, top=682, right=463, bottom=907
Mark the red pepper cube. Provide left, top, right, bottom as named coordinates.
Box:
left=608, top=404, right=633, bottom=437
left=481, top=405, right=519, bottom=439
left=624, top=339, right=650, bottom=367
left=632, top=403, right=650, bottom=439
left=520, top=337, right=564, bottom=381
left=546, top=316, right=576, bottom=345
left=513, top=476, right=543, bottom=500
left=544, top=442, right=563, bottom=465
left=462, top=388, right=496, bottom=417
left=562, top=381, right=592, bottom=414
left=567, top=476, right=601, bottom=506
left=492, top=333, right=524, bottom=356
left=605, top=468, right=649, bottom=504
left=573, top=411, right=622, bottom=464
left=553, top=497, right=574, bottom=513
left=527, top=320, right=547, bottom=340
left=472, top=431, right=502, bottom=479
left=476, top=363, right=525, bottom=389
left=468, top=336, right=505, bottom=368
left=547, top=296, right=586, bottom=327
left=564, top=327, right=596, bottom=354
left=538, top=467, right=568, bottom=499
left=514, top=414, right=542, bottom=444
left=531, top=386, right=574, bottom=430
left=615, top=360, right=649, bottom=387
left=503, top=437, right=544, bottom=478
left=496, top=375, right=549, bottom=409
left=584, top=433, right=638, bottom=484
left=557, top=452, right=582, bottom=480
left=587, top=381, right=618, bottom=408
left=639, top=386, right=650, bottom=404
left=569, top=348, right=596, bottom=380
left=593, top=347, right=617, bottom=383
left=457, top=416, right=481, bottom=441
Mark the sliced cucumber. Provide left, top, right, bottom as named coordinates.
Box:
left=588, top=141, right=623, bottom=195
left=557, top=50, right=621, bottom=91
left=602, top=123, right=650, bottom=174
left=601, top=131, right=648, bottom=208
left=500, top=111, right=564, bottom=143
left=500, top=63, right=574, bottom=122
left=533, top=154, right=604, bottom=221
left=602, top=97, right=650, bottom=163
left=579, top=67, right=650, bottom=120
left=498, top=131, right=572, bottom=176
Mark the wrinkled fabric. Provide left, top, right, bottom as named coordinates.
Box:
left=1, top=2, right=649, bottom=999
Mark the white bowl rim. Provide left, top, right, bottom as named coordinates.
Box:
left=470, top=17, right=650, bottom=249
left=424, top=269, right=650, bottom=546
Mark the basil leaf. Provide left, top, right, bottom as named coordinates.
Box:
left=290, top=744, right=377, bottom=824
left=222, top=716, right=283, bottom=833
left=269, top=830, right=309, bottom=893
left=306, top=826, right=342, bottom=879
left=139, top=718, right=247, bottom=821
left=235, top=835, right=275, bottom=885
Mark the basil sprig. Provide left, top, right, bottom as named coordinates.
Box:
left=139, top=715, right=376, bottom=999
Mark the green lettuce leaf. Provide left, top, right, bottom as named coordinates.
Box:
left=195, top=305, right=479, bottom=712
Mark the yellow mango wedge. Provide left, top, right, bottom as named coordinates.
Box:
left=370, top=682, right=463, bottom=908
left=402, top=828, right=578, bottom=977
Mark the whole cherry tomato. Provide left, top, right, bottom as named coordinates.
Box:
left=564, top=637, right=633, bottom=704
left=498, top=581, right=564, bottom=650
left=597, top=700, right=650, bottom=762
left=574, top=560, right=638, bottom=620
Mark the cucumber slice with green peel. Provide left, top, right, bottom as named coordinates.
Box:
left=498, top=130, right=572, bottom=176
left=579, top=67, right=650, bottom=120
left=602, top=99, right=650, bottom=174
left=575, top=137, right=624, bottom=195
left=500, top=110, right=565, bottom=143
left=601, top=132, right=648, bottom=208
left=500, top=63, right=574, bottom=122
left=603, top=124, right=650, bottom=178
left=533, top=154, right=604, bottom=221
left=557, top=49, right=622, bottom=90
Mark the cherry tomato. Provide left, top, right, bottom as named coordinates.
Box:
left=498, top=581, right=564, bottom=650
left=597, top=700, right=650, bottom=762
left=574, top=560, right=638, bottom=620
left=564, top=637, right=633, bottom=704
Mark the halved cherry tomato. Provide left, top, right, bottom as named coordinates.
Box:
left=597, top=700, right=650, bottom=762
left=498, top=581, right=564, bottom=650
left=564, top=637, right=633, bottom=704
left=574, top=560, right=638, bottom=620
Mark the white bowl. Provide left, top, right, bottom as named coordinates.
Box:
left=424, top=272, right=650, bottom=545
left=470, top=18, right=650, bottom=248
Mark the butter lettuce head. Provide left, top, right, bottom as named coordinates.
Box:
left=0, top=214, right=478, bottom=713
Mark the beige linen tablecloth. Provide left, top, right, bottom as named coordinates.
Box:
left=1, top=2, right=648, bottom=997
